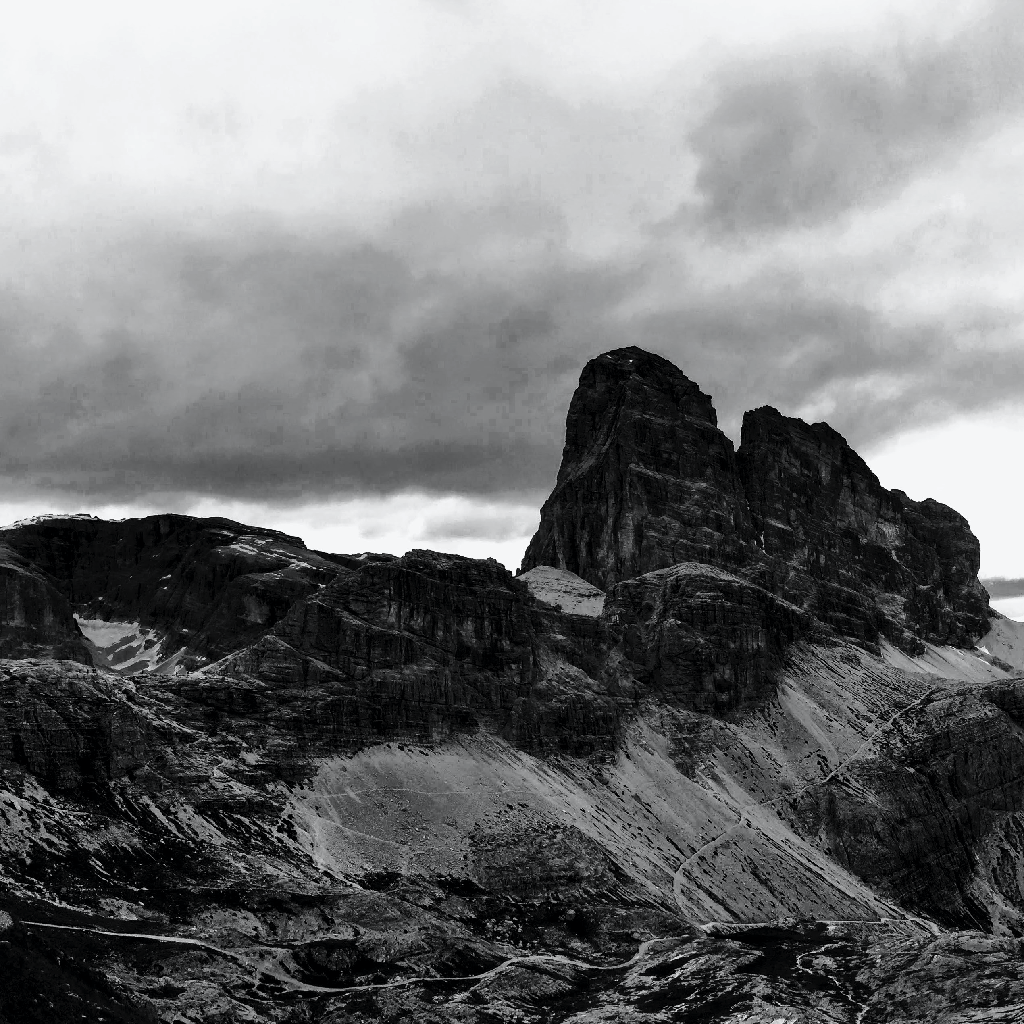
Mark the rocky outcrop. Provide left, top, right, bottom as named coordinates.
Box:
left=522, top=347, right=751, bottom=589
left=192, top=549, right=628, bottom=755
left=0, top=660, right=151, bottom=794
left=894, top=490, right=990, bottom=645
left=524, top=349, right=990, bottom=651
left=738, top=406, right=989, bottom=648
left=605, top=563, right=811, bottom=713
left=795, top=680, right=1024, bottom=931
left=0, top=545, right=91, bottom=663
left=1, top=515, right=343, bottom=663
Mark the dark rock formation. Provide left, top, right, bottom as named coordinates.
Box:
left=795, top=680, right=1024, bottom=931
left=264, top=548, right=627, bottom=754
left=0, top=660, right=151, bottom=795
left=522, top=347, right=751, bottom=589
left=524, top=348, right=990, bottom=651
left=738, top=406, right=989, bottom=648
left=0, top=544, right=91, bottom=663
left=893, top=490, right=990, bottom=645
left=606, top=563, right=811, bottom=713
left=1, top=515, right=342, bottom=663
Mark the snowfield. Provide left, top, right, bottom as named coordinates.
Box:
left=518, top=565, right=605, bottom=616
left=75, top=617, right=168, bottom=673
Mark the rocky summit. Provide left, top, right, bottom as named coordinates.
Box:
left=523, top=346, right=989, bottom=653
left=1, top=350, right=1024, bottom=1024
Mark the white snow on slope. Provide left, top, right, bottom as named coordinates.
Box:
left=991, top=596, right=1024, bottom=623
left=518, top=565, right=605, bottom=616
left=879, top=639, right=1012, bottom=684
left=977, top=613, right=1024, bottom=673
left=877, top=613, right=1024, bottom=682
left=75, top=617, right=167, bottom=674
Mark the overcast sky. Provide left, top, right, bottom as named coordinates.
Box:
left=2, top=0, right=1024, bottom=578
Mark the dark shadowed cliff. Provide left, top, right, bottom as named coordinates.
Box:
left=523, top=347, right=991, bottom=653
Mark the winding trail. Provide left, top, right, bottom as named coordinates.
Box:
left=22, top=920, right=679, bottom=997
left=24, top=689, right=945, bottom=1007
left=673, top=690, right=936, bottom=922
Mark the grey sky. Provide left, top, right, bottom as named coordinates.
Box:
left=2, top=0, right=1023, bottom=572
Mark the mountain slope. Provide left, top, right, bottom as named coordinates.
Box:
left=0, top=348, right=1022, bottom=1022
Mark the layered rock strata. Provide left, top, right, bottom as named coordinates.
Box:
left=606, top=563, right=811, bottom=713
left=738, top=406, right=989, bottom=648
left=0, top=544, right=90, bottom=663
left=523, top=348, right=990, bottom=651
left=794, top=679, right=1024, bottom=931
left=266, top=548, right=627, bottom=754
left=1, top=515, right=344, bottom=664
left=522, top=347, right=751, bottom=589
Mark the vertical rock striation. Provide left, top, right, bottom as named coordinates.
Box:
left=522, top=347, right=750, bottom=589
left=1, top=515, right=342, bottom=662
left=524, top=348, right=990, bottom=651
left=605, top=563, right=810, bottom=713
left=0, top=544, right=91, bottom=663
left=738, top=406, right=989, bottom=648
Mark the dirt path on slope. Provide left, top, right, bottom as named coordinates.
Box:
left=22, top=920, right=680, bottom=997
left=672, top=690, right=936, bottom=923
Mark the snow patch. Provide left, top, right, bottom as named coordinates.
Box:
left=518, top=565, right=605, bottom=616
left=880, top=639, right=1011, bottom=683
left=978, top=614, right=1024, bottom=672
left=76, top=617, right=167, bottom=674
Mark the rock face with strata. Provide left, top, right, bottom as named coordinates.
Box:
left=267, top=548, right=627, bottom=755
left=738, top=405, right=989, bottom=649
left=522, top=347, right=751, bottom=589
left=524, top=348, right=991, bottom=652
left=0, top=660, right=151, bottom=796
left=0, top=544, right=91, bottom=663
left=1, top=515, right=342, bottom=666
left=606, top=563, right=811, bottom=713
left=794, top=679, right=1024, bottom=932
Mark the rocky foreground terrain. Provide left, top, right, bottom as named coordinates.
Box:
left=1, top=348, right=1023, bottom=1022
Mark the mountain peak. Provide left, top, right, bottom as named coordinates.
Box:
left=525, top=347, right=989, bottom=650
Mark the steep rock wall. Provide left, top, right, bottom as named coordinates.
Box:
left=0, top=545, right=91, bottom=664
left=1, top=515, right=341, bottom=662
left=605, top=562, right=811, bottom=713
left=738, top=406, right=989, bottom=648
left=0, top=660, right=151, bottom=794
left=522, top=347, right=751, bottom=589
left=794, top=681, right=1024, bottom=931
left=523, top=349, right=990, bottom=651
left=260, top=549, right=627, bottom=754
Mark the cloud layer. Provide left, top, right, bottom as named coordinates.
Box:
left=2, top=0, right=1023, bottom=563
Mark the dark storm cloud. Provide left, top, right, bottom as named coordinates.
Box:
left=688, top=1, right=1024, bottom=232
left=0, top=223, right=636, bottom=501
left=4, top=2, right=1024, bottom=508
left=6, top=222, right=1024, bottom=507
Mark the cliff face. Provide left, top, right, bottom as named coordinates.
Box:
left=0, top=544, right=91, bottom=664
left=523, top=349, right=990, bottom=651
left=605, top=563, right=811, bottom=713
left=738, top=407, right=989, bottom=648
left=794, top=680, right=1024, bottom=932
left=0, top=660, right=151, bottom=795
left=522, top=347, right=750, bottom=589
left=1, top=515, right=342, bottom=664
left=199, top=548, right=628, bottom=755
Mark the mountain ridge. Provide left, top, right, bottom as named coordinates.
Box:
left=523, top=346, right=990, bottom=654
left=1, top=347, right=1023, bottom=1022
